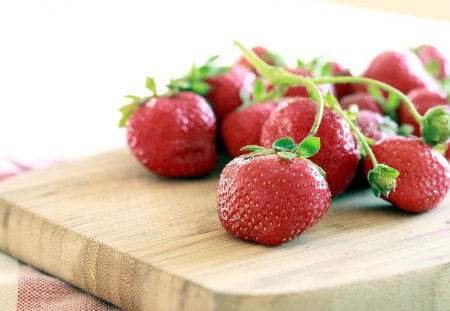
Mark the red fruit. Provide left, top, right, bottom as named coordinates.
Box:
left=260, top=98, right=360, bottom=196
left=415, top=45, right=450, bottom=80
left=235, top=46, right=279, bottom=74
left=217, top=154, right=331, bottom=246
left=126, top=92, right=217, bottom=177
left=354, top=51, right=439, bottom=94
left=356, top=110, right=387, bottom=142
left=398, top=88, right=449, bottom=136
left=445, top=143, right=450, bottom=161
left=340, top=93, right=382, bottom=114
left=364, top=137, right=450, bottom=213
left=205, top=65, right=256, bottom=119
left=221, top=102, right=278, bottom=158
left=329, top=61, right=353, bottom=99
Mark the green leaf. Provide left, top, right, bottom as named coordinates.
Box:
left=295, top=136, right=321, bottom=158
left=367, top=164, right=399, bottom=197
left=384, top=93, right=401, bottom=113
left=241, top=145, right=268, bottom=152
left=367, top=85, right=385, bottom=104
left=244, top=149, right=276, bottom=159
left=166, top=55, right=230, bottom=96
left=145, top=77, right=157, bottom=96
left=190, top=80, right=210, bottom=95
left=118, top=102, right=140, bottom=128
left=297, top=59, right=306, bottom=69
left=272, top=137, right=297, bottom=152
left=425, top=59, right=439, bottom=78
left=253, top=79, right=268, bottom=103
left=277, top=151, right=296, bottom=160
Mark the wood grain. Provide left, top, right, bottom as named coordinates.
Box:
left=0, top=149, right=449, bottom=310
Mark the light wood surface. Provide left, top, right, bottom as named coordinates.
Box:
left=0, top=149, right=449, bottom=310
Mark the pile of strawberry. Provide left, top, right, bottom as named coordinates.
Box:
left=119, top=42, right=450, bottom=246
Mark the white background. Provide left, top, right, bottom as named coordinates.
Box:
left=1, top=0, right=449, bottom=162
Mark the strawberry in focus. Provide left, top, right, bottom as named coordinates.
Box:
left=364, top=137, right=450, bottom=213
left=221, top=102, right=279, bottom=158
left=260, top=97, right=360, bottom=196
left=121, top=91, right=218, bottom=177
left=217, top=138, right=331, bottom=246
left=398, top=88, right=449, bottom=136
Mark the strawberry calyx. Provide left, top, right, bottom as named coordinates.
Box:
left=421, top=106, right=450, bottom=146
left=118, top=77, right=158, bottom=127
left=297, top=55, right=333, bottom=78
left=367, top=164, right=400, bottom=197
left=167, top=55, right=230, bottom=96
left=241, top=137, right=325, bottom=176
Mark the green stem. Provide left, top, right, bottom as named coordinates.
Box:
left=234, top=41, right=324, bottom=137
left=327, top=95, right=378, bottom=168
left=311, top=76, right=423, bottom=125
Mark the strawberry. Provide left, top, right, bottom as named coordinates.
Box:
left=446, top=143, right=450, bottom=161
left=398, top=88, right=449, bottom=136
left=221, top=102, right=278, bottom=158
left=340, top=93, right=382, bottom=114
left=235, top=46, right=285, bottom=74
left=168, top=56, right=256, bottom=120
left=364, top=137, right=450, bottom=213
left=414, top=44, right=450, bottom=80
left=217, top=138, right=331, bottom=246
left=205, top=65, right=256, bottom=119
left=120, top=90, right=218, bottom=177
left=354, top=51, right=439, bottom=94
left=329, top=61, right=353, bottom=99
left=260, top=97, right=360, bottom=196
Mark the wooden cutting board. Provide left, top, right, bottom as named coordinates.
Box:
left=0, top=149, right=449, bottom=311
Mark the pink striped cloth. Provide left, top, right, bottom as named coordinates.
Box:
left=0, top=159, right=119, bottom=311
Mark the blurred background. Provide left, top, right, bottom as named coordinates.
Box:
left=0, top=0, right=449, bottom=163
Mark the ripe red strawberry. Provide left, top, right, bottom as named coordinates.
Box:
left=124, top=92, right=218, bottom=177
left=340, top=93, right=382, bottom=114
left=415, top=44, right=450, bottom=80
left=354, top=51, right=439, bottom=94
left=205, top=65, right=256, bottom=119
left=364, top=137, right=450, bottom=213
left=398, top=88, right=449, bottom=136
left=217, top=142, right=331, bottom=246
left=446, top=143, right=450, bottom=161
left=221, top=102, right=278, bottom=158
left=329, top=61, right=353, bottom=99
left=260, top=97, right=360, bottom=196
left=235, top=46, right=284, bottom=74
